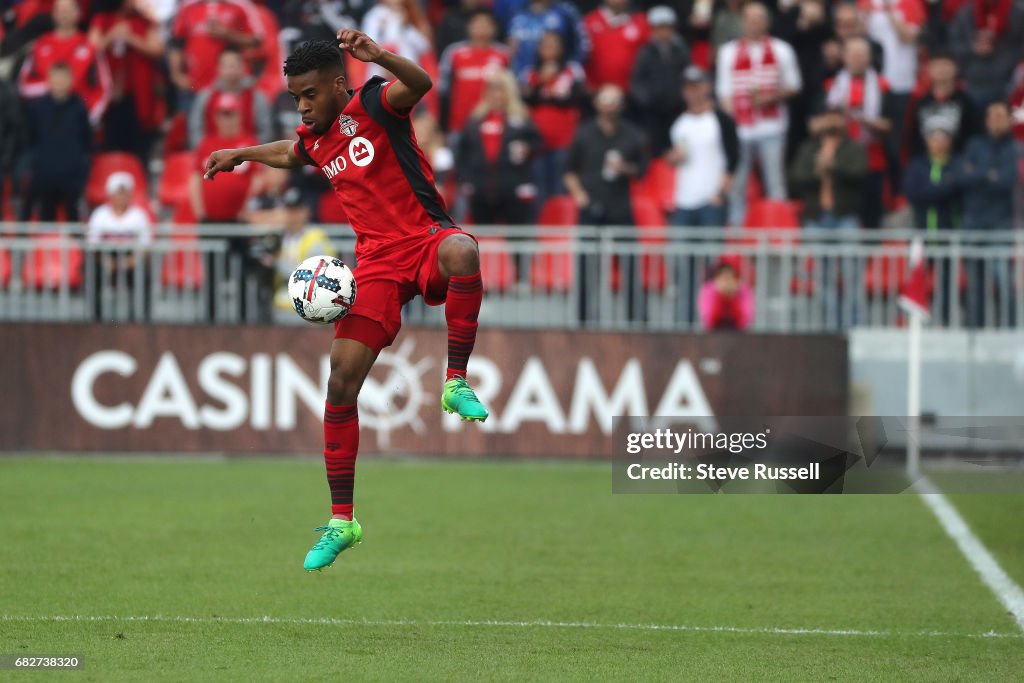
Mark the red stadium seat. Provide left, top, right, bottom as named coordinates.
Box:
left=632, top=196, right=668, bottom=292
left=85, top=152, right=149, bottom=207
left=478, top=236, right=516, bottom=293
left=162, top=231, right=205, bottom=290
left=172, top=200, right=197, bottom=225
left=743, top=199, right=801, bottom=231
left=532, top=196, right=578, bottom=292
left=0, top=247, right=10, bottom=287
left=636, top=158, right=676, bottom=213
left=158, top=152, right=195, bottom=210
left=318, top=192, right=349, bottom=224
left=537, top=196, right=578, bottom=226
left=21, top=233, right=84, bottom=290
left=632, top=195, right=666, bottom=228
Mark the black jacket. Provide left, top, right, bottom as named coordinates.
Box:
left=0, top=80, right=24, bottom=174
left=455, top=113, right=542, bottom=198
left=630, top=36, right=690, bottom=115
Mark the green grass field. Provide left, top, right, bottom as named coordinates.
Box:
left=1, top=457, right=1023, bottom=682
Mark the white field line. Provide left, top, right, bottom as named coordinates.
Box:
left=0, top=614, right=1019, bottom=640
left=916, top=476, right=1024, bottom=633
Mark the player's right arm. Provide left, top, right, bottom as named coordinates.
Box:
left=204, top=140, right=304, bottom=179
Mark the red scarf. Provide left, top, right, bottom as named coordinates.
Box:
left=730, top=39, right=781, bottom=127
left=974, top=0, right=1012, bottom=36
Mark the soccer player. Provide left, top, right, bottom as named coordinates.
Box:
left=203, top=32, right=489, bottom=571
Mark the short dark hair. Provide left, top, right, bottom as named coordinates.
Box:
left=927, top=50, right=956, bottom=64
left=283, top=40, right=345, bottom=78
left=467, top=8, right=497, bottom=24
left=987, top=100, right=1010, bottom=114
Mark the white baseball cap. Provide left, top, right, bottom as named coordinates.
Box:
left=648, top=5, right=677, bottom=26
left=105, top=171, right=135, bottom=196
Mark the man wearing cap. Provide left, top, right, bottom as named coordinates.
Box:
left=87, top=171, right=152, bottom=245
left=666, top=66, right=738, bottom=227
left=191, top=91, right=261, bottom=224
left=86, top=171, right=153, bottom=319
left=904, top=115, right=963, bottom=232
left=630, top=5, right=690, bottom=155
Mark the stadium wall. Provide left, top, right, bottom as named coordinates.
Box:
left=0, top=324, right=847, bottom=457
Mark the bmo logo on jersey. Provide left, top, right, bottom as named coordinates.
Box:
left=322, top=137, right=375, bottom=180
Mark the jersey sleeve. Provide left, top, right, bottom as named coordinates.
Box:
left=360, top=76, right=411, bottom=124
left=292, top=131, right=318, bottom=167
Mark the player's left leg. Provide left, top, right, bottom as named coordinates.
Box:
left=436, top=233, right=488, bottom=422
left=304, top=329, right=382, bottom=572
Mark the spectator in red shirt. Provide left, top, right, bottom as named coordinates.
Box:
left=89, top=0, right=166, bottom=162
left=189, top=47, right=273, bottom=147
left=697, top=258, right=754, bottom=331
left=824, top=36, right=892, bottom=228
left=582, top=0, right=649, bottom=91
left=18, top=0, right=111, bottom=126
left=191, top=92, right=260, bottom=223
left=438, top=10, right=509, bottom=134
left=169, top=0, right=264, bottom=106
left=521, top=31, right=587, bottom=201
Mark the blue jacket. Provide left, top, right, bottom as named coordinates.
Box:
left=507, top=2, right=588, bottom=76
left=957, top=134, right=1017, bottom=231
left=903, top=154, right=961, bottom=232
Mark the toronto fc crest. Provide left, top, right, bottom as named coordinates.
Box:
left=339, top=114, right=358, bottom=137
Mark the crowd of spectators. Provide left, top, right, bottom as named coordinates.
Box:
left=1, top=0, right=1023, bottom=327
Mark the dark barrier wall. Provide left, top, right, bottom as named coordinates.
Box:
left=0, top=325, right=847, bottom=457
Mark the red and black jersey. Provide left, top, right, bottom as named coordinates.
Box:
left=293, top=76, right=454, bottom=258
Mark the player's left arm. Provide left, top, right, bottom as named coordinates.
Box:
left=337, top=29, right=432, bottom=111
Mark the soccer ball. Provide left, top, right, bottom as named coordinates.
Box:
left=288, top=256, right=356, bottom=324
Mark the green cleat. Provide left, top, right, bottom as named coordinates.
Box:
left=442, top=376, right=489, bottom=422
left=303, top=518, right=362, bottom=571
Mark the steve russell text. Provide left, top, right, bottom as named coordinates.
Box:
left=626, top=463, right=821, bottom=481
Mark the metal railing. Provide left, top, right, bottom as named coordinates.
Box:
left=1, top=224, right=1022, bottom=331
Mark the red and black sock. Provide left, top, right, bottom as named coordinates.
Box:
left=445, top=272, right=482, bottom=381
left=323, top=402, right=358, bottom=519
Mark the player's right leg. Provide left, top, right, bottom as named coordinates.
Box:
left=304, top=331, right=379, bottom=572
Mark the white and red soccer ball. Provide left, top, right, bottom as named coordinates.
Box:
left=288, top=255, right=356, bottom=324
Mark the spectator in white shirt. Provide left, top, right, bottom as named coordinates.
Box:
left=715, top=2, right=801, bottom=225
left=861, top=0, right=924, bottom=98
left=666, top=67, right=739, bottom=227
left=87, top=171, right=152, bottom=245
left=361, top=0, right=433, bottom=80
left=87, top=170, right=152, bottom=319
